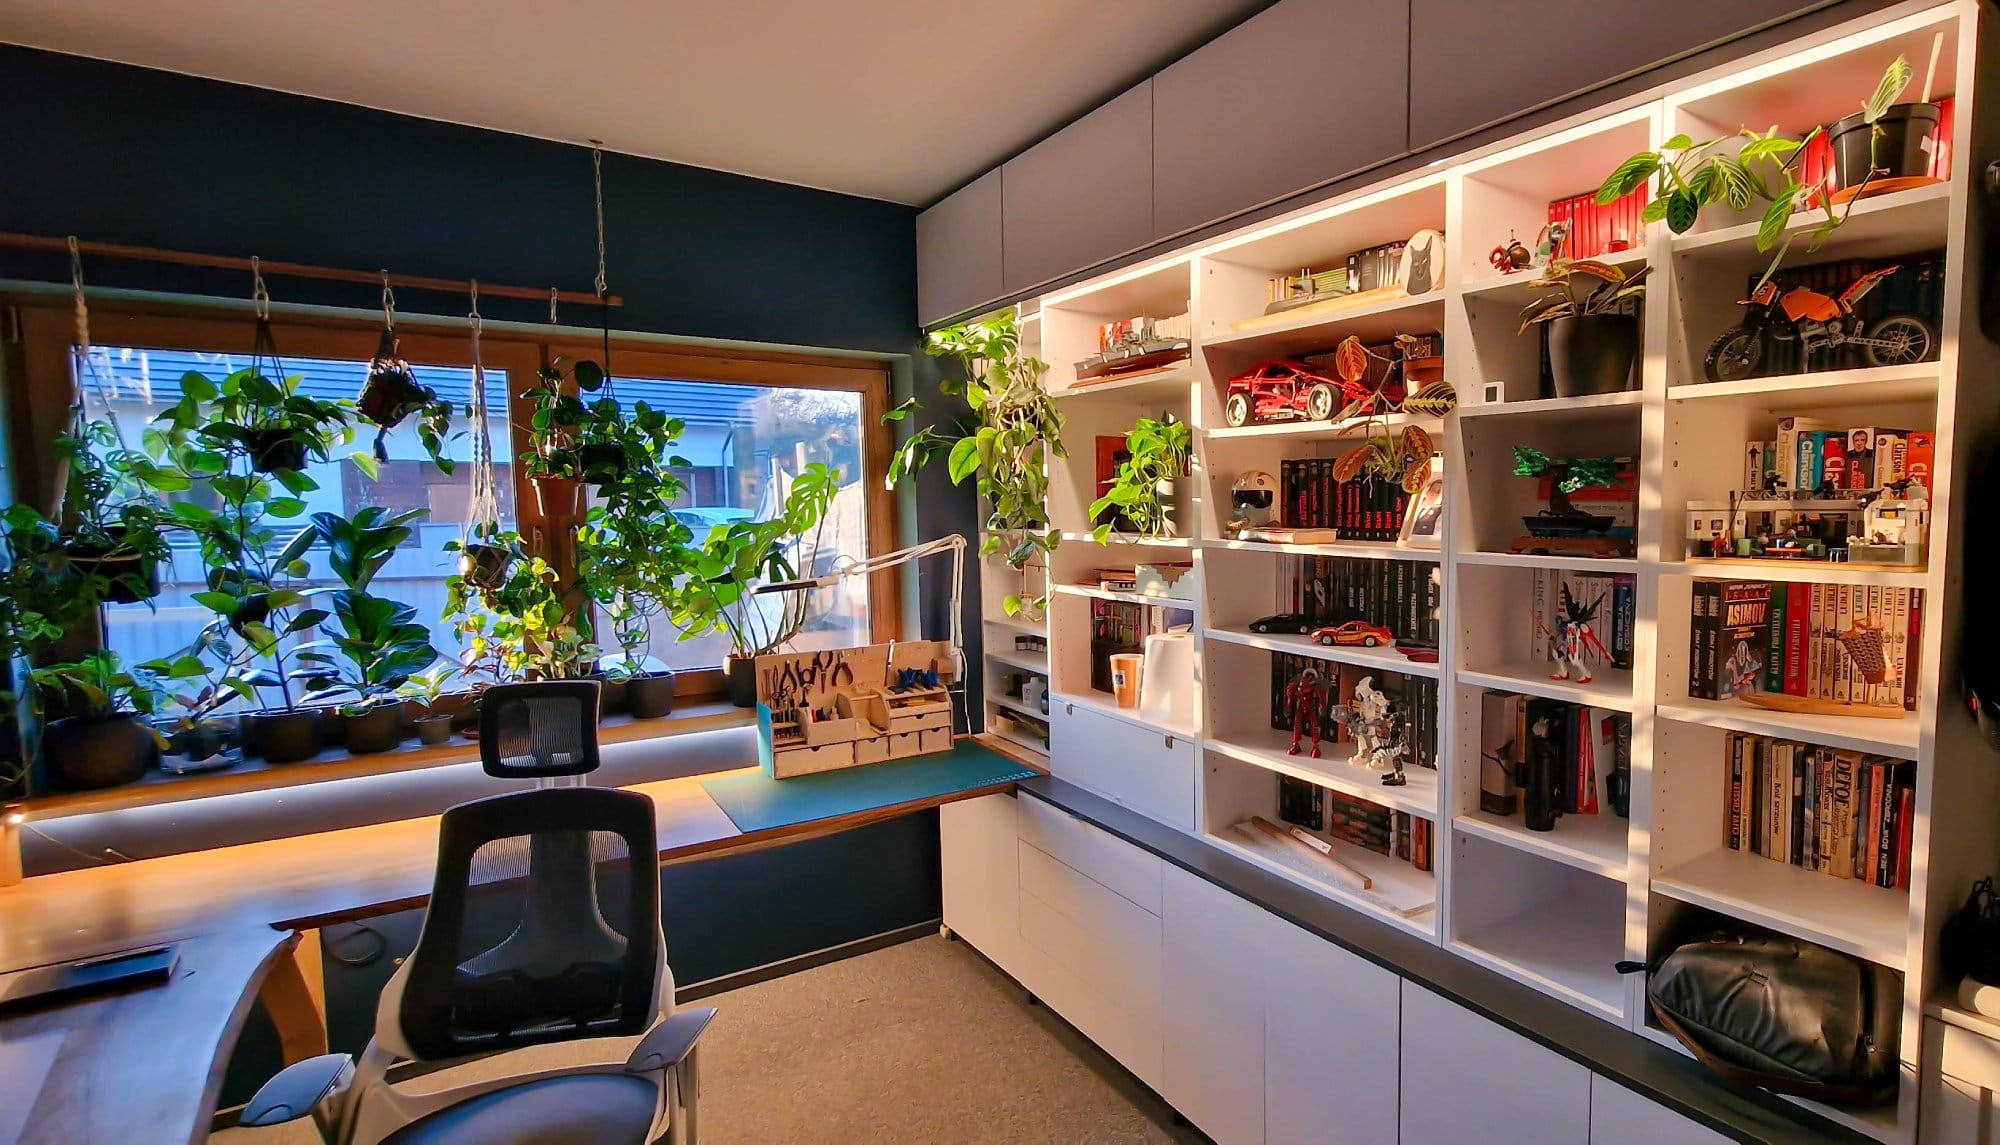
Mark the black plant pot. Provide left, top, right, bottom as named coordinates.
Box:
left=1546, top=314, right=1640, bottom=398
left=343, top=701, right=406, bottom=755
left=45, top=714, right=158, bottom=789
left=1830, top=103, right=1942, bottom=191
left=627, top=670, right=677, bottom=719
left=249, top=708, right=325, bottom=763
left=358, top=367, right=430, bottom=429
left=589, top=673, right=628, bottom=718
left=167, top=720, right=234, bottom=761
left=726, top=656, right=758, bottom=708
left=66, top=532, right=160, bottom=604
left=460, top=544, right=517, bottom=593
left=578, top=442, right=628, bottom=485
left=247, top=429, right=310, bottom=474
left=414, top=714, right=454, bottom=746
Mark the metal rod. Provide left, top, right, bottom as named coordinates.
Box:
left=0, top=232, right=623, bottom=308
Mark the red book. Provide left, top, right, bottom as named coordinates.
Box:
left=1906, top=431, right=1936, bottom=491
left=1894, top=783, right=1915, bottom=890
left=1784, top=583, right=1811, bottom=696
left=1905, top=589, right=1924, bottom=713
left=1819, top=435, right=1847, bottom=490
left=1933, top=98, right=1955, bottom=181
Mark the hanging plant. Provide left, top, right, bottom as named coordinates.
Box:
left=1089, top=414, right=1193, bottom=542
left=887, top=313, right=1063, bottom=617
left=356, top=278, right=458, bottom=472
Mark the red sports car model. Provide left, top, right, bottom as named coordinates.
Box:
left=1310, top=621, right=1395, bottom=648
left=1223, top=359, right=1399, bottom=427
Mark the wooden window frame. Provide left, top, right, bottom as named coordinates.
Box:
left=5, top=294, right=902, bottom=701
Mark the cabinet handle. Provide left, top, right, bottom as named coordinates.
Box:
left=1164, top=734, right=1177, bottom=749
left=1065, top=702, right=1074, bottom=716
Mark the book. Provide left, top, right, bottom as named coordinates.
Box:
left=1766, top=586, right=1788, bottom=694
left=1776, top=417, right=1829, bottom=490
left=1783, top=583, right=1810, bottom=696
left=1813, top=748, right=1835, bottom=873
left=1828, top=750, right=1861, bottom=880
left=1688, top=579, right=1724, bottom=700
left=1727, top=733, right=1746, bottom=851
left=1895, top=782, right=1915, bottom=890
left=1718, top=581, right=1772, bottom=700
left=1907, top=431, right=1936, bottom=490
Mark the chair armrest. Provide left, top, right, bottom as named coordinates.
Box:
left=241, top=1053, right=354, bottom=1127
left=624, top=1008, right=718, bottom=1073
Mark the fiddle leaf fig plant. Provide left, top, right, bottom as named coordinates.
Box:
left=887, top=312, right=1063, bottom=616
left=292, top=508, right=439, bottom=707
left=1089, top=414, right=1193, bottom=542
left=669, top=463, right=839, bottom=661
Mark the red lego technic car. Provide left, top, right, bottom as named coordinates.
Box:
left=1310, top=621, right=1395, bottom=648
left=1222, top=359, right=1398, bottom=427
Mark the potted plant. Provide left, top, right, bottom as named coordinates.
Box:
left=55, top=420, right=173, bottom=604
left=444, top=531, right=595, bottom=684
left=669, top=463, right=840, bottom=706
left=1827, top=56, right=1926, bottom=193
left=29, top=650, right=163, bottom=789
left=165, top=365, right=362, bottom=478
left=520, top=356, right=605, bottom=517
left=291, top=509, right=440, bottom=754
left=575, top=393, right=694, bottom=720
left=888, top=313, right=1063, bottom=617
left=139, top=620, right=256, bottom=765
left=1517, top=261, right=1652, bottom=397
left=399, top=665, right=462, bottom=745
left=1088, top=414, right=1194, bottom=542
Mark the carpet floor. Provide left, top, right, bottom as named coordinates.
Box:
left=217, top=934, right=1204, bottom=1143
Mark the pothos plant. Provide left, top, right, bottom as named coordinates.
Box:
left=887, top=313, right=1063, bottom=617
left=668, top=463, right=840, bottom=662
left=575, top=398, right=694, bottom=675
left=1323, top=335, right=1456, bottom=493
left=1089, top=414, right=1193, bottom=542
left=1595, top=55, right=1912, bottom=283
left=444, top=531, right=595, bottom=683
left=519, top=356, right=604, bottom=481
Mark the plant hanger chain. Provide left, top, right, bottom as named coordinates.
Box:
left=380, top=270, right=397, bottom=332
left=66, top=236, right=128, bottom=448
left=589, top=140, right=616, bottom=401
left=465, top=279, right=500, bottom=541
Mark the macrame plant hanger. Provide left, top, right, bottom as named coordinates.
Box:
left=464, top=281, right=501, bottom=551
left=360, top=271, right=428, bottom=462
left=55, top=237, right=131, bottom=517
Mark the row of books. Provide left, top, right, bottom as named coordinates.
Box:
left=1548, top=185, right=1647, bottom=263
left=1749, top=418, right=1935, bottom=494
left=1283, top=556, right=1441, bottom=646
left=1688, top=579, right=1920, bottom=709
left=1477, top=693, right=1632, bottom=824
left=1527, top=569, right=1638, bottom=671
left=1723, top=734, right=1913, bottom=890
left=1278, top=461, right=1408, bottom=541
left=1742, top=254, right=1944, bottom=377
left=1267, top=655, right=1440, bottom=772
left=1278, top=776, right=1434, bottom=872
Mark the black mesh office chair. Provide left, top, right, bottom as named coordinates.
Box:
left=242, top=681, right=715, bottom=1145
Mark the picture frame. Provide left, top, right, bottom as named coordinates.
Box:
left=1400, top=459, right=1446, bottom=549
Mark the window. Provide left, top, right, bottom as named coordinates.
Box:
left=77, top=345, right=514, bottom=678
left=586, top=375, right=872, bottom=672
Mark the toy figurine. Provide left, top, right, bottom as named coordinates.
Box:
left=1537, top=584, right=1610, bottom=684
left=1705, top=264, right=1935, bottom=382
left=1225, top=470, right=1278, bottom=537
left=1533, top=221, right=1569, bottom=269
left=1334, top=676, right=1403, bottom=773
left=1489, top=230, right=1533, bottom=274
left=1286, top=666, right=1332, bottom=758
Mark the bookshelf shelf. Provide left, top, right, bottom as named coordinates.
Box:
left=1666, top=559, right=1928, bottom=589
left=987, top=721, right=1049, bottom=756
left=1454, top=809, right=1630, bottom=880
left=986, top=646, right=1050, bottom=674
left=1456, top=663, right=1636, bottom=712
left=1207, top=828, right=1436, bottom=937
left=1456, top=551, right=1640, bottom=574
left=1207, top=627, right=1442, bottom=680
left=1669, top=180, right=1951, bottom=259
left=1457, top=249, right=1649, bottom=307
left=1202, top=290, right=1449, bottom=357
left=1051, top=363, right=1197, bottom=401
left=1207, top=410, right=1445, bottom=443
left=1206, top=727, right=1438, bottom=819
left=1655, top=698, right=1919, bottom=760
left=1059, top=531, right=1197, bottom=547
left=1050, top=582, right=1199, bottom=609
left=1451, top=911, right=1628, bottom=1021
left=1664, top=361, right=1941, bottom=407
left=1204, top=537, right=1442, bottom=561
left=1457, top=389, right=1648, bottom=421
left=1652, top=847, right=1908, bottom=968
left=983, top=614, right=1047, bottom=636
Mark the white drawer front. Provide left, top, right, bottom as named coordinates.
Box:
left=1017, top=793, right=1162, bottom=916
left=1940, top=1021, right=2000, bottom=1094
left=1016, top=839, right=1164, bottom=1084
left=1049, top=699, right=1196, bottom=830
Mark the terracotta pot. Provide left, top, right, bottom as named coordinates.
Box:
left=45, top=714, right=157, bottom=789
left=627, top=670, right=677, bottom=719
left=532, top=475, right=585, bottom=518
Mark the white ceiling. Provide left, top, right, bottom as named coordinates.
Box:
left=0, top=0, right=1270, bottom=206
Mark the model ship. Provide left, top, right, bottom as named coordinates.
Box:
left=1073, top=312, right=1193, bottom=381
left=1264, top=266, right=1352, bottom=315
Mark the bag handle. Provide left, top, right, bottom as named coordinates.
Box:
left=1648, top=997, right=1894, bottom=1108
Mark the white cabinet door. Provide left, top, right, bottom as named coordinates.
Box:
left=1049, top=698, right=1197, bottom=830
left=1161, top=866, right=1268, bottom=1145
left=1924, top=1018, right=2000, bottom=1144
left=1264, top=916, right=1401, bottom=1145
left=1401, top=984, right=1591, bottom=1145
left=939, top=794, right=1022, bottom=976
left=1588, top=1075, right=1727, bottom=1145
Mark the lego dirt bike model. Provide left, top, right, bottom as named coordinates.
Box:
left=1703, top=264, right=1934, bottom=382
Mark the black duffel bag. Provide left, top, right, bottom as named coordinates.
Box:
left=1646, top=932, right=1900, bottom=1106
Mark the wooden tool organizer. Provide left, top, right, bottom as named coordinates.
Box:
left=754, top=639, right=958, bottom=778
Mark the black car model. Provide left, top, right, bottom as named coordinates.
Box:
left=1248, top=613, right=1314, bottom=635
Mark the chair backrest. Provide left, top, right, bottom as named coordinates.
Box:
left=478, top=681, right=601, bottom=779
left=392, top=784, right=662, bottom=1061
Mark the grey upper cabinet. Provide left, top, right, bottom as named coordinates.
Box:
left=1153, top=0, right=1410, bottom=239
left=1409, top=0, right=1822, bottom=150
left=1001, top=82, right=1154, bottom=296
left=917, top=169, right=1004, bottom=325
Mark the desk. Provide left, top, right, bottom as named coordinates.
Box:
left=0, top=928, right=305, bottom=1145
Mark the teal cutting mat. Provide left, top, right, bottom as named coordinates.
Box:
left=700, top=739, right=1037, bottom=835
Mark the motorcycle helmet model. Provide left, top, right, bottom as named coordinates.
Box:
left=1228, top=470, right=1279, bottom=536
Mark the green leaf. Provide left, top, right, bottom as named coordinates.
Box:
left=1738, top=136, right=1800, bottom=164
left=1712, top=160, right=1756, bottom=210
left=1002, top=594, right=1023, bottom=617
left=348, top=451, right=381, bottom=480
left=266, top=497, right=307, bottom=519
left=573, top=360, right=605, bottom=391
left=946, top=436, right=981, bottom=485
left=1863, top=55, right=1913, bottom=123
left=1640, top=198, right=1670, bottom=224
left=1755, top=193, right=1796, bottom=252
left=192, top=591, right=239, bottom=615
left=1664, top=192, right=1700, bottom=234
left=1596, top=151, right=1659, bottom=204
left=1662, top=133, right=1694, bottom=151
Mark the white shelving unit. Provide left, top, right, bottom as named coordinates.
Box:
left=960, top=5, right=1998, bottom=1138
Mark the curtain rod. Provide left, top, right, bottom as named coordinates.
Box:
left=0, top=232, right=622, bottom=308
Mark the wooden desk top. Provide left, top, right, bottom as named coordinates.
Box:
left=0, top=746, right=1035, bottom=974
left=0, top=927, right=293, bottom=1145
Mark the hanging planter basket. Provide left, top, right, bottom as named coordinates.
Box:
left=532, top=474, right=586, bottom=518
left=358, top=362, right=431, bottom=430
left=64, top=528, right=160, bottom=603
left=246, top=428, right=310, bottom=474
left=459, top=542, right=518, bottom=592
left=578, top=442, right=628, bottom=485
